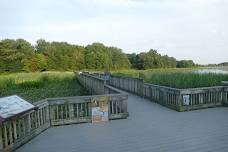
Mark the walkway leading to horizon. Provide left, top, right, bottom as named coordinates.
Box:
left=16, top=91, right=228, bottom=152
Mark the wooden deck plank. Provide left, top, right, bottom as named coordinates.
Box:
left=16, top=92, right=228, bottom=152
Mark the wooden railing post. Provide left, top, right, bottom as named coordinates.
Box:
left=35, top=112, right=38, bottom=129
left=122, top=98, right=128, bottom=114
left=137, top=78, right=144, bottom=96
left=3, top=123, right=7, bottom=148
left=9, top=121, right=13, bottom=145
left=37, top=110, right=40, bottom=127
left=49, top=105, right=54, bottom=126
left=22, top=118, right=26, bottom=137
left=178, top=92, right=184, bottom=112
left=69, top=104, right=74, bottom=119
left=46, top=106, right=50, bottom=123
left=223, top=86, right=228, bottom=106
left=13, top=120, right=17, bottom=140
left=40, top=109, right=43, bottom=125
left=27, top=114, right=31, bottom=133
left=0, top=124, right=3, bottom=149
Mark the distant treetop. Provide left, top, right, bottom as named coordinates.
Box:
left=0, top=38, right=196, bottom=72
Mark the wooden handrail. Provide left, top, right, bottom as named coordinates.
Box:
left=108, top=74, right=227, bottom=111
left=0, top=73, right=129, bottom=152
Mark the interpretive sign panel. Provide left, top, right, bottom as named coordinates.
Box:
left=0, top=95, right=35, bottom=122
left=183, top=95, right=190, bottom=106
left=91, top=96, right=109, bottom=123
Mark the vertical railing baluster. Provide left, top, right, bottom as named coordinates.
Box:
left=38, top=110, right=41, bottom=127
left=13, top=120, right=17, bottom=141
left=0, top=125, right=3, bottom=149
left=56, top=105, right=58, bottom=120
left=40, top=109, right=43, bottom=125
left=77, top=104, right=79, bottom=118
left=115, top=101, right=118, bottom=114
left=4, top=123, right=8, bottom=148
left=60, top=105, right=63, bottom=120
left=80, top=103, right=83, bottom=117
left=46, top=106, right=50, bottom=123
left=69, top=104, right=74, bottom=119
left=22, top=117, right=26, bottom=137
left=28, top=114, right=31, bottom=133
left=9, top=122, right=13, bottom=145
left=85, top=103, right=88, bottom=117
left=112, top=101, right=114, bottom=114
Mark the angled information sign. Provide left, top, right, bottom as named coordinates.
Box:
left=0, top=95, right=35, bottom=122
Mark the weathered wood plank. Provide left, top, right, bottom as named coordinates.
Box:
left=0, top=125, right=3, bottom=149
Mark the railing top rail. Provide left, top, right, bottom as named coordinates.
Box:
left=47, top=93, right=127, bottom=105
left=144, top=83, right=181, bottom=92
left=33, top=99, right=48, bottom=106
left=180, top=86, right=224, bottom=91
left=145, top=83, right=225, bottom=93
left=104, top=85, right=126, bottom=94
left=110, top=75, right=144, bottom=81
left=80, top=72, right=106, bottom=81
left=179, top=86, right=225, bottom=94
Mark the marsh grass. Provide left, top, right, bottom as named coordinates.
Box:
left=112, top=69, right=228, bottom=89
left=0, top=72, right=87, bottom=102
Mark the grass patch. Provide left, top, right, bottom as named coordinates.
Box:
left=112, top=69, right=228, bottom=89
left=0, top=72, right=88, bottom=102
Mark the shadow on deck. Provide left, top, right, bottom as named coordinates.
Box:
left=16, top=92, right=228, bottom=152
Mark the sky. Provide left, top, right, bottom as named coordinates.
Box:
left=0, top=0, right=227, bottom=64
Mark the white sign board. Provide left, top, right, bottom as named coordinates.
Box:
left=0, top=95, right=35, bottom=120
left=91, top=96, right=109, bottom=123
left=183, top=95, right=190, bottom=106
left=92, top=107, right=109, bottom=122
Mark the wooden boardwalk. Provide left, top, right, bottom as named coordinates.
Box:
left=16, top=92, right=228, bottom=152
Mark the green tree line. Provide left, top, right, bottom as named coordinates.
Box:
left=0, top=38, right=195, bottom=72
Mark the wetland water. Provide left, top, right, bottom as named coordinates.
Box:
left=194, top=67, right=228, bottom=74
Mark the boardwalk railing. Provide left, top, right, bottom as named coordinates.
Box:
left=142, top=83, right=182, bottom=111
left=108, top=75, right=228, bottom=111
left=77, top=72, right=106, bottom=95
left=77, top=73, right=129, bottom=119
left=108, top=75, right=144, bottom=96
left=0, top=73, right=129, bottom=152
left=48, top=94, right=128, bottom=126
left=0, top=96, right=128, bottom=152
left=0, top=100, right=50, bottom=152
left=179, top=86, right=224, bottom=111
left=77, top=72, right=128, bottom=95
